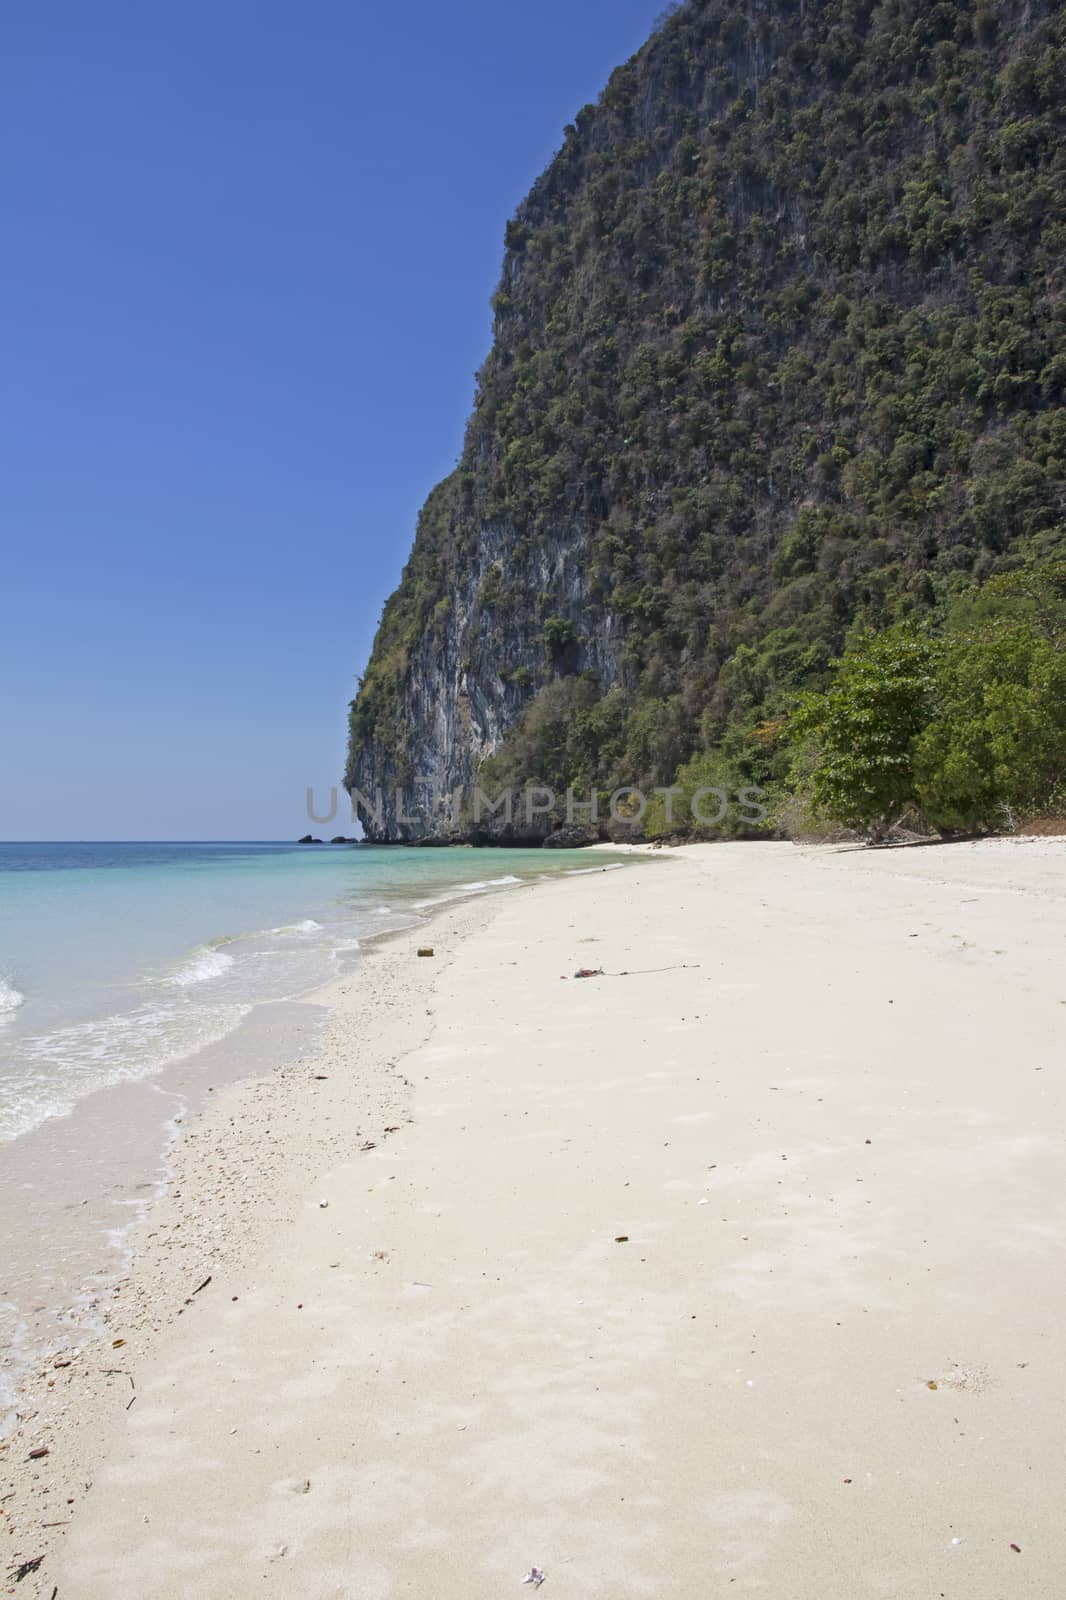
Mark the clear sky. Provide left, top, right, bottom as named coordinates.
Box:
left=2, top=0, right=665, bottom=840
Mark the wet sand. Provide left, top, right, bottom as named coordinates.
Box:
left=0, top=999, right=330, bottom=1420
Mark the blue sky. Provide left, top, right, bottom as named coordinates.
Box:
left=2, top=0, right=665, bottom=840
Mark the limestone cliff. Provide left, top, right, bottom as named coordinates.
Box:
left=346, top=0, right=1066, bottom=841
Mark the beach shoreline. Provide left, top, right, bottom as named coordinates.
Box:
left=0, top=871, right=550, bottom=1595
left=0, top=850, right=629, bottom=1441
left=5, top=837, right=1066, bottom=1598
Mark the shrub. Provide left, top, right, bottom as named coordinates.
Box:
left=787, top=562, right=1066, bottom=839
left=913, top=566, right=1066, bottom=828
left=790, top=624, right=940, bottom=840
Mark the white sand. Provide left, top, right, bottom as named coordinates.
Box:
left=5, top=839, right=1065, bottom=1597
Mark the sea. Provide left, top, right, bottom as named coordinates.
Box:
left=0, top=840, right=625, bottom=1422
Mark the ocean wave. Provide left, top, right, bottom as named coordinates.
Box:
left=1, top=999, right=248, bottom=1143
left=413, top=873, right=525, bottom=910
left=329, top=938, right=362, bottom=960
left=0, top=978, right=25, bottom=1018
left=562, top=861, right=625, bottom=876
left=268, top=918, right=324, bottom=935
left=166, top=947, right=235, bottom=987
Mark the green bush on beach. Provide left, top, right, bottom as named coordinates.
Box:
left=787, top=562, right=1066, bottom=839
left=788, top=624, right=941, bottom=842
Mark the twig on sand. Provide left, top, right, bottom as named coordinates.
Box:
left=611, top=962, right=701, bottom=976
left=9, top=1554, right=44, bottom=1582
left=568, top=962, right=702, bottom=979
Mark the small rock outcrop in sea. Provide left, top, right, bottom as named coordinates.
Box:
left=542, top=825, right=599, bottom=850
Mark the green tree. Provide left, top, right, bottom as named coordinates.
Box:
left=542, top=616, right=578, bottom=666
left=791, top=625, right=940, bottom=840
left=644, top=748, right=763, bottom=837
left=914, top=620, right=1066, bottom=831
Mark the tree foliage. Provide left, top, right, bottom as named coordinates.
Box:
left=790, top=626, right=941, bottom=838
left=913, top=566, right=1066, bottom=828
left=791, top=563, right=1066, bottom=836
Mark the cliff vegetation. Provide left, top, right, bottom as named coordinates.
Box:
left=346, top=0, right=1066, bottom=840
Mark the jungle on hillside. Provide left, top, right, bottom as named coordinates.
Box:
left=347, top=0, right=1066, bottom=842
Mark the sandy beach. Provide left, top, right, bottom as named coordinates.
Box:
left=5, top=838, right=1066, bottom=1598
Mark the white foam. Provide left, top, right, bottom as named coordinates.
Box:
left=269, top=918, right=323, bottom=935
left=167, top=947, right=235, bottom=987
left=1, top=1000, right=249, bottom=1143
left=413, top=874, right=525, bottom=910
left=0, top=978, right=24, bottom=1019
left=562, top=861, right=625, bottom=876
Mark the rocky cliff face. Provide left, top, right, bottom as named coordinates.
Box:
left=347, top=0, right=1066, bottom=841
left=348, top=516, right=624, bottom=840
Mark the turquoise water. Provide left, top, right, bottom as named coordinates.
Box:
left=0, top=841, right=622, bottom=1144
